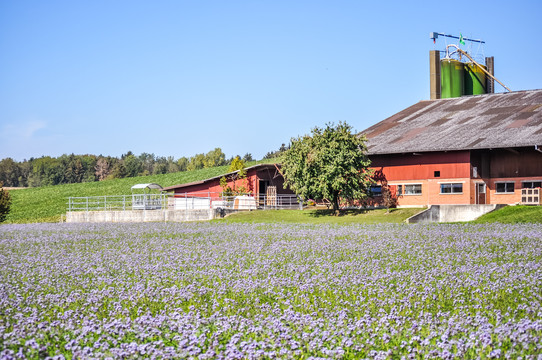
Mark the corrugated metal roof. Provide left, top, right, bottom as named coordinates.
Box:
left=362, top=89, right=542, bottom=154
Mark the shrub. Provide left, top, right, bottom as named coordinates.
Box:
left=0, top=182, right=12, bottom=223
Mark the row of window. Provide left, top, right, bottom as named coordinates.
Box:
left=496, top=181, right=541, bottom=193
left=371, top=184, right=423, bottom=196
left=370, top=181, right=541, bottom=197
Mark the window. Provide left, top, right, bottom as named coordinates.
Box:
left=496, top=182, right=515, bottom=194
left=434, top=171, right=440, bottom=178
left=370, top=185, right=382, bottom=196
left=440, top=183, right=463, bottom=194
left=522, top=181, right=542, bottom=189
left=397, top=185, right=403, bottom=196
left=404, top=184, right=422, bottom=195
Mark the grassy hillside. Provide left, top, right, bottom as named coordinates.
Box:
left=473, top=205, right=542, bottom=223
left=214, top=208, right=424, bottom=224
left=5, top=165, right=238, bottom=223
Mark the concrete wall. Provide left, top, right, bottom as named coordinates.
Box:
left=407, top=204, right=506, bottom=223
left=66, top=209, right=220, bottom=223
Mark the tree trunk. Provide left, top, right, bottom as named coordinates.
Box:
left=332, top=195, right=340, bottom=216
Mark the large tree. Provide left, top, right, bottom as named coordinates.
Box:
left=282, top=122, right=373, bottom=215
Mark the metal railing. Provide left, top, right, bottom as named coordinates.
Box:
left=67, top=194, right=169, bottom=212
left=67, top=193, right=303, bottom=212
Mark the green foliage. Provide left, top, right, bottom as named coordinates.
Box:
left=228, top=156, right=246, bottom=177
left=0, top=148, right=246, bottom=188
left=124, top=155, right=143, bottom=177
left=0, top=158, right=21, bottom=187
left=177, top=157, right=189, bottom=172
left=220, top=157, right=248, bottom=195
left=282, top=122, right=373, bottom=214
left=187, top=153, right=206, bottom=171
left=0, top=183, right=12, bottom=223
left=242, top=153, right=254, bottom=162
left=263, top=143, right=289, bottom=159
left=204, top=148, right=227, bottom=168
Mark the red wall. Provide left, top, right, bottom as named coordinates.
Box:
left=370, top=151, right=471, bottom=181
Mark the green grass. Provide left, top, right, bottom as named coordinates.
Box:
left=473, top=205, right=542, bottom=223
left=214, top=208, right=424, bottom=224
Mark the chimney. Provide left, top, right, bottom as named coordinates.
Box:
left=429, top=50, right=441, bottom=99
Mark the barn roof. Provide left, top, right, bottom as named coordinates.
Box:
left=162, top=163, right=279, bottom=192
left=362, top=89, right=542, bottom=155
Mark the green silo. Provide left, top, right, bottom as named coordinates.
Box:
left=440, top=59, right=464, bottom=98
left=464, top=62, right=487, bottom=95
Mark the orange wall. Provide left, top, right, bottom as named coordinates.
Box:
left=382, top=178, right=472, bottom=207
left=486, top=177, right=542, bottom=204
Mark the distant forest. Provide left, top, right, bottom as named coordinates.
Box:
left=0, top=145, right=289, bottom=188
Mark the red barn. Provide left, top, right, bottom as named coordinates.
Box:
left=163, top=164, right=298, bottom=209
left=363, top=89, right=542, bottom=206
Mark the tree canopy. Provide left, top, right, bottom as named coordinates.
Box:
left=282, top=122, right=373, bottom=214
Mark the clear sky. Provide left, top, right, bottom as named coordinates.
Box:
left=1, top=0, right=541, bottom=161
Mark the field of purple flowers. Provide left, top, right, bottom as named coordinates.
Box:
left=0, top=222, right=541, bottom=359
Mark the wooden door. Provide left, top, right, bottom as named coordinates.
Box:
left=476, top=183, right=486, bottom=204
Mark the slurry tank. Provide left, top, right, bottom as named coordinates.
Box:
left=440, top=59, right=464, bottom=98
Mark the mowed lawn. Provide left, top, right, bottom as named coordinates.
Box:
left=0, top=222, right=541, bottom=358
left=214, top=208, right=424, bottom=224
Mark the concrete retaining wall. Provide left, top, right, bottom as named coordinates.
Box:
left=406, top=204, right=506, bottom=223
left=66, top=209, right=221, bottom=223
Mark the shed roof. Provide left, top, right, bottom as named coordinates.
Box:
left=362, top=89, right=542, bottom=155
left=131, top=183, right=163, bottom=190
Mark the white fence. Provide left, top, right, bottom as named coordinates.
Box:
left=67, top=193, right=302, bottom=212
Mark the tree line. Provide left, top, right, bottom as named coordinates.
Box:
left=0, top=148, right=256, bottom=188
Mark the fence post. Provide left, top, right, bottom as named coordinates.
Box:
left=86, top=197, right=89, bottom=212
left=104, top=196, right=107, bottom=211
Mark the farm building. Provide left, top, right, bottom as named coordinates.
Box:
left=363, top=89, right=542, bottom=207
left=163, top=164, right=300, bottom=209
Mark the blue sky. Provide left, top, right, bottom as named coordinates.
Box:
left=1, top=0, right=541, bottom=161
